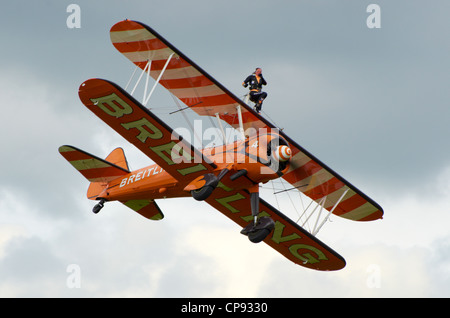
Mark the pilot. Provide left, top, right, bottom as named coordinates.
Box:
left=242, top=68, right=267, bottom=113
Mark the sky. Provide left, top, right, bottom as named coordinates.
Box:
left=0, top=0, right=449, bottom=298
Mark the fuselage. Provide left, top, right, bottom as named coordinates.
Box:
left=96, top=132, right=291, bottom=202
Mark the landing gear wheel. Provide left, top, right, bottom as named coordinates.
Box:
left=92, top=199, right=106, bottom=214
left=248, top=228, right=271, bottom=243
left=241, top=216, right=275, bottom=243
left=191, top=185, right=214, bottom=201
left=190, top=173, right=220, bottom=201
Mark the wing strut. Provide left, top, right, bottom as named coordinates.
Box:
left=215, top=112, right=227, bottom=144
left=144, top=53, right=175, bottom=106
left=124, top=53, right=175, bottom=107
left=312, top=189, right=349, bottom=236
left=125, top=64, right=139, bottom=91
left=296, top=188, right=350, bottom=237
left=236, top=105, right=246, bottom=140
left=129, top=60, right=151, bottom=97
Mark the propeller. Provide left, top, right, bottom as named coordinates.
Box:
left=273, top=145, right=292, bottom=162
left=264, top=138, right=292, bottom=174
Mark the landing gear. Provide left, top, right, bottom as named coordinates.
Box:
left=241, top=216, right=275, bottom=243
left=92, top=198, right=106, bottom=214
left=191, top=185, right=215, bottom=201
left=240, top=190, right=275, bottom=243
left=190, top=173, right=219, bottom=201
left=190, top=168, right=231, bottom=201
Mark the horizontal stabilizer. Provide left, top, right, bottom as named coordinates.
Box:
left=121, top=199, right=164, bottom=220
left=59, top=145, right=130, bottom=183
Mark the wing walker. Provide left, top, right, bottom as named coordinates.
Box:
left=59, top=20, right=383, bottom=271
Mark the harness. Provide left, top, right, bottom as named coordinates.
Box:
left=244, top=74, right=265, bottom=92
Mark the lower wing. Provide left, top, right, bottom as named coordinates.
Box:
left=205, top=181, right=346, bottom=271
left=78, top=78, right=218, bottom=188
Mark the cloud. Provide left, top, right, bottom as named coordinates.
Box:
left=0, top=0, right=449, bottom=298
left=168, top=225, right=277, bottom=297
left=1, top=172, right=450, bottom=297
left=0, top=68, right=94, bottom=218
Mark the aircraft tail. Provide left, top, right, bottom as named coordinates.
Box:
left=58, top=145, right=130, bottom=199
left=59, top=145, right=164, bottom=220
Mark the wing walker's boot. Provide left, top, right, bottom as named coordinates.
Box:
left=254, top=102, right=262, bottom=113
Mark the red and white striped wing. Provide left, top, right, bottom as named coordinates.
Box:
left=110, top=20, right=265, bottom=132
left=281, top=143, right=383, bottom=221
left=109, top=20, right=383, bottom=222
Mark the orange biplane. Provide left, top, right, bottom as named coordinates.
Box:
left=59, top=20, right=383, bottom=271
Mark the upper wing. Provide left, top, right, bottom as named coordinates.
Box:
left=109, top=19, right=383, bottom=222
left=280, top=137, right=383, bottom=221
left=78, top=78, right=217, bottom=187
left=110, top=19, right=266, bottom=133
left=205, top=180, right=346, bottom=271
